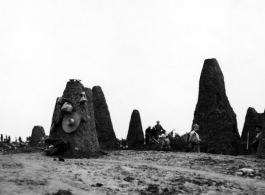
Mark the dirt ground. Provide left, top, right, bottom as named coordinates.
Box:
left=1, top=150, right=265, bottom=195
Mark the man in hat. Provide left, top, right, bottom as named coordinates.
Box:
left=251, top=125, right=262, bottom=153
left=155, top=121, right=165, bottom=139
left=187, top=124, right=201, bottom=152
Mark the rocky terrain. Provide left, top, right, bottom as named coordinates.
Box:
left=1, top=149, right=265, bottom=195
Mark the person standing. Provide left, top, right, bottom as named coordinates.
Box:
left=187, top=124, right=201, bottom=152
left=155, top=121, right=165, bottom=139
left=145, top=126, right=151, bottom=144
left=251, top=125, right=262, bottom=153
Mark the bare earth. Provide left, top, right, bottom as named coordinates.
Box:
left=1, top=150, right=265, bottom=195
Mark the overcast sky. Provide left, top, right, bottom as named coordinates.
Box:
left=1, top=0, right=265, bottom=141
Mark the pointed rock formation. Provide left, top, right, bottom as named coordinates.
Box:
left=126, top=110, right=144, bottom=149
left=49, top=80, right=100, bottom=158
left=241, top=107, right=265, bottom=154
left=30, top=126, right=46, bottom=147
left=193, top=59, right=241, bottom=155
left=92, top=86, right=119, bottom=150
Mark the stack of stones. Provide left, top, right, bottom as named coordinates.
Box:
left=192, top=59, right=241, bottom=155
left=30, top=126, right=45, bottom=147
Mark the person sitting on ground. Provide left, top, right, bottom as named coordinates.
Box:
left=160, top=134, right=171, bottom=151
left=251, top=125, right=262, bottom=153
left=44, top=137, right=70, bottom=156
left=145, top=126, right=151, bottom=144
left=186, top=124, right=201, bottom=152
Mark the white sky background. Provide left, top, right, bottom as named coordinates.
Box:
left=1, top=0, right=265, bottom=141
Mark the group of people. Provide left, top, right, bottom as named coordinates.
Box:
left=145, top=121, right=166, bottom=144
left=145, top=122, right=202, bottom=152
left=0, top=134, right=11, bottom=143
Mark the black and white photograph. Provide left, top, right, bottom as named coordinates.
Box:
left=1, top=1, right=265, bottom=194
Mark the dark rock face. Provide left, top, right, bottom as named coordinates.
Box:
left=30, top=126, right=45, bottom=147
left=193, top=59, right=241, bottom=155
left=126, top=110, right=145, bottom=149
left=241, top=108, right=265, bottom=154
left=92, top=86, right=119, bottom=150
left=49, top=81, right=100, bottom=158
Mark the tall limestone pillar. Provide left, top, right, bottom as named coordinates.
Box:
left=49, top=80, right=100, bottom=158
left=30, top=126, right=46, bottom=147
left=127, top=110, right=144, bottom=149
left=92, top=86, right=119, bottom=150
left=193, top=59, right=241, bottom=155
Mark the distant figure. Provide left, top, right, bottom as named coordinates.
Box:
left=38, top=137, right=46, bottom=148
left=0, top=134, right=3, bottom=142
left=150, top=126, right=157, bottom=143
left=117, top=138, right=128, bottom=149
left=155, top=121, right=165, bottom=139
left=8, top=136, right=11, bottom=143
left=160, top=134, right=171, bottom=151
left=145, top=126, right=151, bottom=144
left=251, top=125, right=262, bottom=153
left=18, top=137, right=22, bottom=143
left=187, top=124, right=201, bottom=152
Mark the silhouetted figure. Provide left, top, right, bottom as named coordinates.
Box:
left=8, top=136, right=11, bottom=143
left=155, top=121, right=165, bottom=139
left=251, top=125, right=262, bottom=153
left=145, top=126, right=151, bottom=144
left=0, top=134, right=3, bottom=142
left=19, top=137, right=23, bottom=143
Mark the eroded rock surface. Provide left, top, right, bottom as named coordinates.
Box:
left=30, top=126, right=45, bottom=147
left=49, top=80, right=100, bottom=158
left=126, top=110, right=144, bottom=149
left=92, top=86, right=119, bottom=150
left=241, top=107, right=265, bottom=154
left=193, top=59, right=241, bottom=155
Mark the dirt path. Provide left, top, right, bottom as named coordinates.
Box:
left=1, top=151, right=265, bottom=194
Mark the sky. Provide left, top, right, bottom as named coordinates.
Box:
left=1, top=0, right=265, bottom=141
